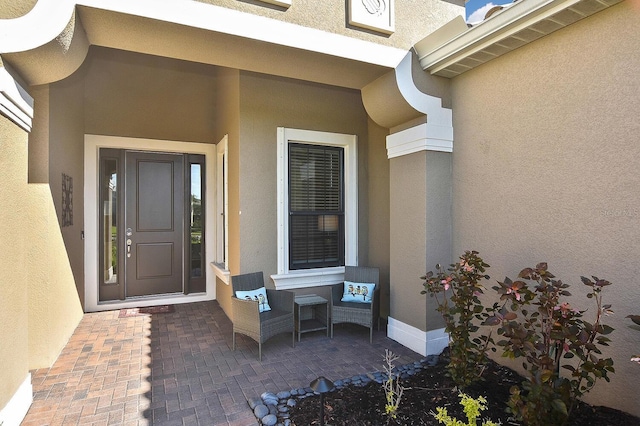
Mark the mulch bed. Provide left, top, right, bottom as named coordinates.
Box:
left=288, top=353, right=639, bottom=425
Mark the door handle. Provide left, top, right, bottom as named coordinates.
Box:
left=126, top=227, right=132, bottom=258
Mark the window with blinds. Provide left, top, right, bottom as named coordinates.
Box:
left=288, top=143, right=345, bottom=270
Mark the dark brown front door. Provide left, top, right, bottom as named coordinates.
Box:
left=125, top=151, right=184, bottom=297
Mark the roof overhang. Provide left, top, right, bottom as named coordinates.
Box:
left=0, top=0, right=407, bottom=89
left=415, top=0, right=623, bottom=78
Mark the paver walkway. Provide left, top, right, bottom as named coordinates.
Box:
left=22, top=300, right=422, bottom=425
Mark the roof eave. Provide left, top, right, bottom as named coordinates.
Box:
left=415, top=0, right=623, bottom=78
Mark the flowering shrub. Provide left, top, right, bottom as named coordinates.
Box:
left=421, top=251, right=493, bottom=387
left=431, top=393, right=499, bottom=426
left=487, top=263, right=615, bottom=425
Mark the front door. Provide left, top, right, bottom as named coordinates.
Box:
left=99, top=148, right=205, bottom=301
left=124, top=151, right=184, bottom=297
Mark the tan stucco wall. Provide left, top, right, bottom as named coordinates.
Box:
left=214, top=67, right=241, bottom=317
left=390, top=151, right=450, bottom=331
left=50, top=68, right=86, bottom=306
left=196, top=0, right=462, bottom=50
left=0, top=97, right=83, bottom=412
left=450, top=2, right=640, bottom=416
left=27, top=184, right=84, bottom=368
left=0, top=0, right=36, bottom=19
left=0, top=114, right=30, bottom=410
left=28, top=84, right=49, bottom=183
left=367, top=119, right=391, bottom=318
left=237, top=71, right=372, bottom=279
left=83, top=47, right=218, bottom=143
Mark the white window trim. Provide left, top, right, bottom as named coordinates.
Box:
left=271, top=127, right=358, bottom=290
left=211, top=135, right=230, bottom=284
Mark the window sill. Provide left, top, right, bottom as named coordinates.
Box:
left=270, top=266, right=345, bottom=290
left=210, top=262, right=230, bottom=285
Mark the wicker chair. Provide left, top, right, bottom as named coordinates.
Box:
left=231, top=272, right=295, bottom=361
left=330, top=266, right=380, bottom=343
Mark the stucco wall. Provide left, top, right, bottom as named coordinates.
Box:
left=0, top=0, right=37, bottom=19
left=390, top=153, right=428, bottom=330
left=450, top=2, right=640, bottom=416
left=367, top=118, right=391, bottom=318
left=237, top=71, right=372, bottom=281
left=214, top=67, right=241, bottom=318
left=0, top=114, right=30, bottom=412
left=83, top=47, right=218, bottom=144
left=197, top=0, right=462, bottom=50
left=50, top=67, right=86, bottom=306
left=27, top=184, right=84, bottom=368
left=390, top=151, right=450, bottom=332
left=0, top=94, right=83, bottom=416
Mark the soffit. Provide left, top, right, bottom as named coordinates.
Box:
left=76, top=6, right=392, bottom=90
left=416, top=0, right=623, bottom=78
left=1, top=0, right=407, bottom=89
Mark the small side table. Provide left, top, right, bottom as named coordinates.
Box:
left=294, top=295, right=329, bottom=341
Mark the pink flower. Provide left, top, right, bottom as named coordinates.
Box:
left=554, top=302, right=577, bottom=318
left=506, top=286, right=521, bottom=301
left=460, top=261, right=474, bottom=272
left=441, top=276, right=452, bottom=291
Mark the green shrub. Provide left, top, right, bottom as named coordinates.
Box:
left=431, top=393, right=499, bottom=426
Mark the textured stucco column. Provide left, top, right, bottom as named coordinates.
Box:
left=387, top=121, right=452, bottom=356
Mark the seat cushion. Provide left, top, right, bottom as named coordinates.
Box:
left=235, top=287, right=271, bottom=312
left=341, top=281, right=375, bottom=303
left=332, top=300, right=372, bottom=310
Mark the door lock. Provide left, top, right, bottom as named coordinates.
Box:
left=126, top=228, right=132, bottom=258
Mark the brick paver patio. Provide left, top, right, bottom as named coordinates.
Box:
left=22, top=301, right=422, bottom=425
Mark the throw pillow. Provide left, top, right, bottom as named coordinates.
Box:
left=341, top=281, right=375, bottom=303
left=235, top=287, right=271, bottom=312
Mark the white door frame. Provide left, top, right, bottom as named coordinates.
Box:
left=84, top=134, right=217, bottom=312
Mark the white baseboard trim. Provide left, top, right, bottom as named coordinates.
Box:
left=0, top=373, right=32, bottom=426
left=387, top=317, right=449, bottom=357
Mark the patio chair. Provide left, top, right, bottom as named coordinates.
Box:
left=330, top=266, right=380, bottom=343
left=231, top=271, right=295, bottom=361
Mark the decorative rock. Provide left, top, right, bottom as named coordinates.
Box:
left=248, top=397, right=262, bottom=410
left=277, top=390, right=291, bottom=399
left=262, top=414, right=278, bottom=426
left=253, top=404, right=269, bottom=418
left=261, top=392, right=277, bottom=401
left=248, top=357, right=444, bottom=425
left=263, top=396, right=278, bottom=405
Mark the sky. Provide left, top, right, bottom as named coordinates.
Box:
left=465, top=0, right=514, bottom=25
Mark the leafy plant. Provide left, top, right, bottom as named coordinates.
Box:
left=627, top=315, right=640, bottom=365
left=486, top=263, right=615, bottom=425
left=431, top=393, right=499, bottom=426
left=421, top=250, right=493, bottom=387
left=382, top=349, right=406, bottom=420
